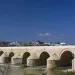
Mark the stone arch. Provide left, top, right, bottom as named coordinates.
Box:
left=0, top=51, right=4, bottom=56
left=22, top=52, right=30, bottom=64
left=39, top=51, right=50, bottom=65
left=59, top=48, right=73, bottom=58
left=6, top=52, right=14, bottom=63
left=59, top=51, right=74, bottom=67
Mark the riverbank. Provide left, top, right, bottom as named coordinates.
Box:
left=0, top=64, right=74, bottom=75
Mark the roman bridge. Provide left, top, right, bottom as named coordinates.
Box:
left=0, top=46, right=75, bottom=69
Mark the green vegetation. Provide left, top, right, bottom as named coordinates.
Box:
left=69, top=54, right=74, bottom=65
left=37, top=40, right=44, bottom=44
left=59, top=71, right=75, bottom=75
left=23, top=71, right=75, bottom=75
left=51, top=65, right=63, bottom=70
left=23, top=74, right=36, bottom=75
left=50, top=65, right=75, bottom=75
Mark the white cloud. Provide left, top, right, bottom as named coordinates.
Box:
left=60, top=34, right=64, bottom=36
left=39, top=33, right=50, bottom=36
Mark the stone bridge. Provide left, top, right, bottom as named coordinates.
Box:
left=0, top=46, right=75, bottom=69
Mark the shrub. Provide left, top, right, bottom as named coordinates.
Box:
left=59, top=71, right=75, bottom=75
left=51, top=65, right=63, bottom=70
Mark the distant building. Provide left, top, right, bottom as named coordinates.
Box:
left=8, top=42, right=19, bottom=46
left=60, top=42, right=66, bottom=45
left=34, top=42, right=39, bottom=46
left=44, top=42, right=51, bottom=46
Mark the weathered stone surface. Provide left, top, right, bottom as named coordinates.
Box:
left=11, top=55, right=22, bottom=64
left=0, top=46, right=74, bottom=69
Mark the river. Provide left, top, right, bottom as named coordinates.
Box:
left=0, top=65, right=73, bottom=75
left=10, top=67, right=58, bottom=75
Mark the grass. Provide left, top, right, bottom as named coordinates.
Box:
left=51, top=66, right=75, bottom=75
left=59, top=71, right=75, bottom=75
left=51, top=65, right=63, bottom=70
left=23, top=71, right=75, bottom=75
left=23, top=74, right=36, bottom=75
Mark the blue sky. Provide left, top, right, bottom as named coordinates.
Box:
left=0, top=0, right=75, bottom=43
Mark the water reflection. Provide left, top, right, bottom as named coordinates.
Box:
left=0, top=65, right=65, bottom=75
left=46, top=69, right=58, bottom=75
left=24, top=67, right=58, bottom=75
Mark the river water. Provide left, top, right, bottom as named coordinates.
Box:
left=0, top=65, right=72, bottom=75
left=10, top=67, right=58, bottom=75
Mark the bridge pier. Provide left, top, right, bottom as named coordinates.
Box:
left=47, top=55, right=59, bottom=69
left=0, top=52, right=8, bottom=64
left=11, top=55, right=22, bottom=65
left=27, top=53, right=39, bottom=66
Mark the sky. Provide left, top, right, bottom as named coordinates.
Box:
left=0, top=0, right=75, bottom=43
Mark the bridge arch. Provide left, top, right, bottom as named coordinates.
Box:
left=59, top=50, right=74, bottom=67
left=6, top=52, right=14, bottom=63
left=0, top=51, right=4, bottom=56
left=59, top=48, right=74, bottom=58
left=39, top=51, right=50, bottom=65
left=22, top=52, right=30, bottom=64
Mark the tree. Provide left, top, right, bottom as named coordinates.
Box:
left=56, top=42, right=60, bottom=44
left=37, top=40, right=44, bottom=44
